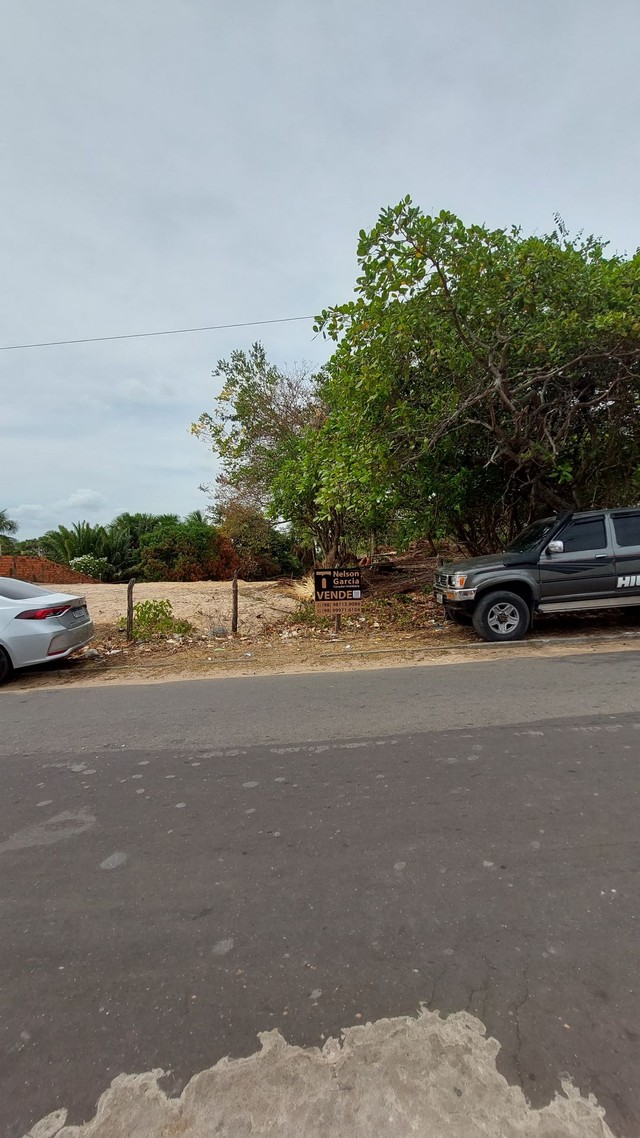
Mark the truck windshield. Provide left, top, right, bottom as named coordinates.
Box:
left=505, top=519, right=554, bottom=553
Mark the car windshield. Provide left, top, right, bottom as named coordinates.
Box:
left=505, top=519, right=554, bottom=554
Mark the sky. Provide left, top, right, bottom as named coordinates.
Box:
left=1, top=0, right=639, bottom=538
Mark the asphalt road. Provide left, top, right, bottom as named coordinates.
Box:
left=1, top=653, right=640, bottom=1136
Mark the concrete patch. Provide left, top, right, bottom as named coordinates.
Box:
left=211, top=938, right=234, bottom=956
left=99, top=852, right=128, bottom=870
left=0, top=808, right=96, bottom=854
left=23, top=1008, right=613, bottom=1137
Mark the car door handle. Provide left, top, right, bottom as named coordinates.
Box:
left=595, top=554, right=609, bottom=559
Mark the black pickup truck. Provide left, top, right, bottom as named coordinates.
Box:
left=435, top=507, right=640, bottom=642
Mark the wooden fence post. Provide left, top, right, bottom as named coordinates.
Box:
left=126, top=578, right=135, bottom=642
left=231, top=571, right=239, bottom=634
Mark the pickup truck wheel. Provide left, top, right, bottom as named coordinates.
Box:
left=0, top=647, right=12, bottom=686
left=472, top=591, right=530, bottom=642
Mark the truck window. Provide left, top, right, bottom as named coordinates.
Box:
left=560, top=517, right=606, bottom=553
left=612, top=513, right=640, bottom=548
left=505, top=519, right=554, bottom=553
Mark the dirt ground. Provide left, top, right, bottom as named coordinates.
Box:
left=58, top=579, right=299, bottom=636
left=3, top=574, right=640, bottom=691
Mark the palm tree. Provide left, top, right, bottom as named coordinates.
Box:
left=0, top=509, right=18, bottom=538
left=0, top=509, right=18, bottom=553
left=40, top=521, right=106, bottom=564
left=110, top=512, right=180, bottom=548
left=184, top=509, right=210, bottom=525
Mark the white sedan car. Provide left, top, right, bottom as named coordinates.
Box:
left=0, top=577, right=94, bottom=684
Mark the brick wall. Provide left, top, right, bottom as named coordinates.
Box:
left=0, top=556, right=99, bottom=585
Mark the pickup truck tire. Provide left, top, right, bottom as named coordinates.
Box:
left=0, top=647, right=12, bottom=686
left=472, top=591, right=530, bottom=642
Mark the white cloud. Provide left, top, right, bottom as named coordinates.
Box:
left=10, top=504, right=47, bottom=523
left=54, top=489, right=107, bottom=512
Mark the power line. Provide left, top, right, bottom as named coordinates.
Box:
left=0, top=313, right=316, bottom=352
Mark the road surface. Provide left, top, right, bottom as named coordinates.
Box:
left=1, top=653, right=639, bottom=1136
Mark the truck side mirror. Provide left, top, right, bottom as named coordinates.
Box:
left=546, top=540, right=564, bottom=555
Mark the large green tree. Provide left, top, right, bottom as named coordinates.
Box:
left=316, top=200, right=640, bottom=552
left=192, top=343, right=346, bottom=563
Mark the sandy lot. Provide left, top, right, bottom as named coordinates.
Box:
left=57, top=579, right=298, bottom=636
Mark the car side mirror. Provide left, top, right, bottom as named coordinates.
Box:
left=546, top=540, right=564, bottom=555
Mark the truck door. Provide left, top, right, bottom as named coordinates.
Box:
left=611, top=511, right=640, bottom=602
left=538, top=514, right=616, bottom=609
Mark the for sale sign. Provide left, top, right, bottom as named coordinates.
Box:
left=314, top=567, right=362, bottom=616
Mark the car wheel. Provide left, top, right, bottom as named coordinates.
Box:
left=472, top=591, right=530, bottom=642
left=0, top=647, right=12, bottom=686
left=444, top=606, right=471, bottom=625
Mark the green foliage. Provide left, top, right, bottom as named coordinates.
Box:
left=69, top=554, right=110, bottom=579
left=41, top=522, right=108, bottom=565
left=0, top=509, right=18, bottom=552
left=192, top=344, right=344, bottom=562
left=13, top=538, right=45, bottom=557
left=131, top=599, right=193, bottom=639
left=38, top=514, right=198, bottom=581
left=21, top=512, right=241, bottom=583
left=293, top=599, right=330, bottom=628
left=137, top=518, right=238, bottom=581
left=110, top=513, right=181, bottom=550
left=315, top=199, right=640, bottom=551
left=0, top=509, right=18, bottom=537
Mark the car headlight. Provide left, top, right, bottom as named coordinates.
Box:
left=451, top=573, right=467, bottom=589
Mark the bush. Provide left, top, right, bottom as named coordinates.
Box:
left=137, top=519, right=239, bottom=581
left=294, top=599, right=330, bottom=628
left=69, top=554, right=110, bottom=579
left=131, top=599, right=193, bottom=639
left=217, top=502, right=302, bottom=579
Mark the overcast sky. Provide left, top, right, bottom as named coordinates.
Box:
left=1, top=0, right=638, bottom=537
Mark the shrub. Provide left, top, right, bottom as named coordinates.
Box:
left=294, top=599, right=330, bottom=628
left=69, top=554, right=110, bottom=579
left=131, top=599, right=193, bottom=639
left=137, top=519, right=239, bottom=581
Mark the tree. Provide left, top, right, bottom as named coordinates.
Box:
left=107, top=513, right=182, bottom=579
left=215, top=498, right=301, bottom=578
left=316, top=199, right=640, bottom=551
left=14, top=538, right=45, bottom=558
left=109, top=513, right=181, bottom=551
left=40, top=521, right=132, bottom=580
left=0, top=509, right=17, bottom=537
left=40, top=522, right=106, bottom=565
left=0, top=509, right=18, bottom=553
left=192, top=343, right=345, bottom=563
